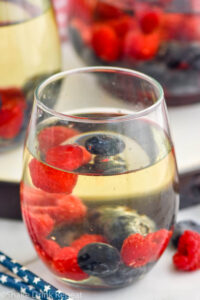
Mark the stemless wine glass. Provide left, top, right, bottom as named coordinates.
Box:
left=20, top=67, right=179, bottom=289
left=0, top=0, right=61, bottom=151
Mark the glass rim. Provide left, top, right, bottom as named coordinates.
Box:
left=35, top=66, right=164, bottom=124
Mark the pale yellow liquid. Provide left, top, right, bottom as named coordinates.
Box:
left=21, top=121, right=178, bottom=288
left=0, top=4, right=61, bottom=87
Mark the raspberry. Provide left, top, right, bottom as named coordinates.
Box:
left=46, top=144, right=84, bottom=171
left=121, top=229, right=171, bottom=268
left=95, top=2, right=123, bottom=20
left=147, top=229, right=172, bottom=260
left=52, top=247, right=89, bottom=281
left=124, top=30, right=160, bottom=60
left=138, top=9, right=162, bottom=34
left=71, top=234, right=107, bottom=251
left=20, top=184, right=59, bottom=206
left=173, top=230, right=200, bottom=271
left=181, top=16, right=200, bottom=41
left=108, top=16, right=138, bottom=38
left=0, top=88, right=26, bottom=139
left=161, top=13, right=184, bottom=40
left=36, top=239, right=60, bottom=263
left=31, top=194, right=87, bottom=225
left=29, top=158, right=78, bottom=194
left=121, top=233, right=151, bottom=268
left=79, top=146, right=92, bottom=165
left=23, top=210, right=54, bottom=242
left=91, top=24, right=121, bottom=62
left=38, top=126, right=79, bottom=154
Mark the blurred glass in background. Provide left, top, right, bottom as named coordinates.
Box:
left=0, top=0, right=61, bottom=152
left=67, top=0, right=200, bottom=106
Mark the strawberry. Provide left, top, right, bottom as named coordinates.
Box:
left=71, top=234, right=107, bottom=251
left=31, top=194, right=87, bottom=225
left=91, top=24, right=121, bottom=62
left=0, top=88, right=26, bottom=139
left=124, top=30, right=160, bottom=60
left=52, top=247, right=89, bottom=280
left=38, top=126, right=79, bottom=154
left=46, top=144, right=84, bottom=171
left=29, top=158, right=78, bottom=194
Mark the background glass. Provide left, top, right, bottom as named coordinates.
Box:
left=67, top=0, right=200, bottom=106
left=20, top=67, right=179, bottom=289
left=0, top=0, right=61, bottom=151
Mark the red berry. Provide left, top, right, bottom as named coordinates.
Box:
left=38, top=126, right=79, bottom=154
left=79, top=146, right=92, bottom=165
left=108, top=16, right=138, bottom=38
left=124, top=30, right=160, bottom=60
left=23, top=210, right=54, bottom=242
left=121, top=229, right=171, bottom=268
left=36, top=239, right=61, bottom=263
left=95, top=2, right=123, bottom=20
left=0, top=88, right=26, bottom=139
left=139, top=9, right=162, bottom=34
left=46, top=144, right=84, bottom=171
left=147, top=229, right=172, bottom=260
left=161, top=13, right=184, bottom=40
left=20, top=184, right=59, bottom=206
left=29, top=158, right=78, bottom=194
left=71, top=234, right=107, bottom=251
left=173, top=230, right=200, bottom=271
left=52, top=247, right=89, bottom=280
left=31, top=194, right=87, bottom=225
left=121, top=233, right=151, bottom=268
left=181, top=16, right=200, bottom=41
left=68, top=0, right=96, bottom=23
left=91, top=24, right=120, bottom=62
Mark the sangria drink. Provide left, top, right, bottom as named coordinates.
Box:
left=20, top=67, right=179, bottom=289
left=0, top=0, right=61, bottom=151
left=68, top=0, right=200, bottom=105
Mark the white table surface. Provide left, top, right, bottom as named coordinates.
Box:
left=0, top=205, right=200, bottom=300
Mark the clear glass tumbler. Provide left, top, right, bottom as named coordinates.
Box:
left=20, top=67, right=179, bottom=289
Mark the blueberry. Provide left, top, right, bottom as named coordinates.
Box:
left=77, top=243, right=120, bottom=277
left=183, top=44, right=200, bottom=70
left=85, top=134, right=125, bottom=156
left=172, top=220, right=200, bottom=248
left=89, top=207, right=155, bottom=250
left=158, top=43, right=186, bottom=69
left=103, top=263, right=152, bottom=287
